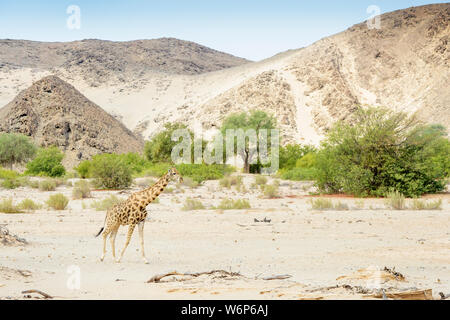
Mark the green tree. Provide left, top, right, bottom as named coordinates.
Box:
left=0, top=133, right=37, bottom=169
left=279, top=144, right=316, bottom=170
left=25, top=146, right=66, bottom=177
left=221, top=110, right=276, bottom=173
left=315, top=107, right=449, bottom=197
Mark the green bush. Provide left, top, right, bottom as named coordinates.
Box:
left=75, top=160, right=92, bottom=178
left=18, top=199, right=42, bottom=211
left=46, top=193, right=69, bottom=210
left=176, top=163, right=233, bottom=183
left=90, top=195, right=124, bottom=211
left=25, top=147, right=66, bottom=177
left=182, top=198, right=205, bottom=211
left=279, top=167, right=316, bottom=181
left=217, top=198, right=251, bottom=210
left=72, top=180, right=91, bottom=199
left=279, top=144, right=316, bottom=170
left=0, top=133, right=37, bottom=169
left=89, top=154, right=132, bottom=189
left=314, top=107, right=450, bottom=197
left=39, top=179, right=57, bottom=191
left=0, top=198, right=22, bottom=213
left=119, top=152, right=149, bottom=174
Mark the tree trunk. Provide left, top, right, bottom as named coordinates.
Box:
left=243, top=154, right=250, bottom=173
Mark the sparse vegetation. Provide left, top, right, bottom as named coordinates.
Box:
left=217, top=198, right=251, bottom=210
left=72, top=180, right=91, bottom=199
left=18, top=199, right=42, bottom=211
left=46, top=193, right=69, bottom=210
left=181, top=176, right=200, bottom=188
left=0, top=198, right=22, bottom=213
left=254, top=175, right=268, bottom=186
left=308, top=198, right=333, bottom=210
left=220, top=175, right=243, bottom=189
left=410, top=198, right=442, bottom=210
left=39, top=179, right=57, bottom=191
left=90, top=195, right=124, bottom=211
left=262, top=183, right=279, bottom=198
left=384, top=191, right=406, bottom=210
left=182, top=198, right=205, bottom=211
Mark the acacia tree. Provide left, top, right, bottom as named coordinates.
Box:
left=314, top=107, right=450, bottom=197
left=221, top=110, right=276, bottom=173
left=0, top=133, right=37, bottom=169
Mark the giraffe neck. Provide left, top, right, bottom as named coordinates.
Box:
left=140, top=172, right=171, bottom=206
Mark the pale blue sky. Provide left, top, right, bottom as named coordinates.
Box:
left=0, top=1, right=447, bottom=60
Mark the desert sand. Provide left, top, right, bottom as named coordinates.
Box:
left=1, top=175, right=449, bottom=300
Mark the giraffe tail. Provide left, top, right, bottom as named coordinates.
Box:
left=95, top=227, right=104, bottom=238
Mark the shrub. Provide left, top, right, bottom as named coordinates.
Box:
left=119, top=152, right=149, bottom=174
left=90, top=154, right=132, bottom=189
left=308, top=198, right=333, bottom=210
left=46, top=193, right=69, bottom=210
left=262, top=184, right=279, bottom=198
left=176, top=163, right=233, bottom=183
left=0, top=133, right=37, bottom=169
left=279, top=167, right=316, bottom=181
left=254, top=175, right=268, bottom=186
left=72, top=180, right=91, bottom=199
left=181, top=177, right=200, bottom=188
left=410, top=199, right=442, bottom=210
left=315, top=107, right=450, bottom=197
left=25, top=147, right=66, bottom=177
left=75, top=160, right=92, bottom=179
left=182, top=198, right=205, bottom=211
left=220, top=175, right=243, bottom=189
left=279, top=144, right=316, bottom=170
left=385, top=191, right=406, bottom=210
left=0, top=198, right=22, bottom=213
left=39, top=179, right=57, bottom=191
left=18, top=199, right=42, bottom=211
left=217, top=198, right=251, bottom=210
left=90, top=195, right=124, bottom=211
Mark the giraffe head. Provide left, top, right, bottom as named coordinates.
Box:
left=168, top=167, right=183, bottom=183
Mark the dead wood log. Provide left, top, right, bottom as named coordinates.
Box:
left=21, top=289, right=53, bottom=299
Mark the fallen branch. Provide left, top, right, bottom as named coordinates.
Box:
left=439, top=292, right=450, bottom=300
left=261, top=275, right=292, bottom=280
left=21, top=289, right=53, bottom=299
left=147, top=270, right=242, bottom=283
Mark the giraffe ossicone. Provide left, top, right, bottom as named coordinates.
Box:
left=96, top=167, right=183, bottom=263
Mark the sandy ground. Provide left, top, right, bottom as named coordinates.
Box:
left=0, top=175, right=449, bottom=300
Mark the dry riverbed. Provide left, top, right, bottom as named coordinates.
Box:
left=1, top=175, right=449, bottom=300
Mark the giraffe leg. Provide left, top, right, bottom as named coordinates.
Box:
left=138, top=221, right=149, bottom=264
left=117, top=224, right=136, bottom=263
left=109, top=226, right=119, bottom=261
left=100, top=224, right=114, bottom=262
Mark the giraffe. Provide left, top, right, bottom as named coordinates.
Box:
left=95, top=167, right=183, bottom=263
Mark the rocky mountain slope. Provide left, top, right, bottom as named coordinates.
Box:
left=0, top=76, right=143, bottom=167
left=0, top=4, right=448, bottom=147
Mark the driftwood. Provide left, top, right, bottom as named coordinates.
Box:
left=147, top=270, right=241, bottom=283
left=365, top=289, right=433, bottom=300
left=21, top=289, right=53, bottom=299
left=439, top=292, right=450, bottom=300
left=261, top=275, right=292, bottom=280
left=147, top=270, right=292, bottom=283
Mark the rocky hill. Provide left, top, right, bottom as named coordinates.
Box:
left=0, top=4, right=448, bottom=146
left=0, top=76, right=143, bottom=167
left=0, top=38, right=250, bottom=84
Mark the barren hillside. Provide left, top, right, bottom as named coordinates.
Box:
left=0, top=4, right=448, bottom=146
left=0, top=76, right=143, bottom=167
